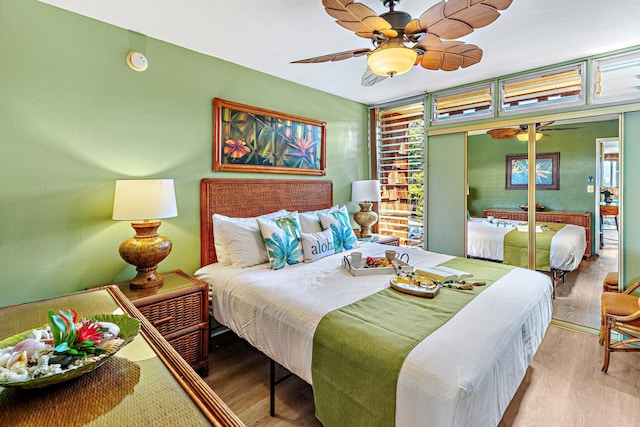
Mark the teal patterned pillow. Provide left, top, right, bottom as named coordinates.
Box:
left=257, top=215, right=304, bottom=270
left=319, top=209, right=359, bottom=253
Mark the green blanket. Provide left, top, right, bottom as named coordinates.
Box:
left=503, top=222, right=565, bottom=271
left=311, top=257, right=515, bottom=427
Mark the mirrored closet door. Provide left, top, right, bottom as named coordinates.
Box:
left=466, top=115, right=620, bottom=330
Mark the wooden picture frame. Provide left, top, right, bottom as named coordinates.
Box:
left=505, top=152, right=560, bottom=190
left=213, top=98, right=326, bottom=175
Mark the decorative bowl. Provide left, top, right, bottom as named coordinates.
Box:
left=0, top=313, right=140, bottom=389
left=519, top=204, right=544, bottom=211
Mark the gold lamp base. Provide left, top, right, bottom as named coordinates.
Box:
left=353, top=202, right=378, bottom=239
left=119, top=220, right=172, bottom=289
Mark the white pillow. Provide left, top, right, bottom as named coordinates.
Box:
left=298, top=205, right=340, bottom=233
left=319, top=207, right=359, bottom=253
left=301, top=229, right=335, bottom=262
left=257, top=215, right=304, bottom=270
left=213, top=210, right=288, bottom=266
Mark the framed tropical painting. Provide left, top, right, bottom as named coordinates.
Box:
left=505, top=152, right=560, bottom=190
left=213, top=98, right=326, bottom=175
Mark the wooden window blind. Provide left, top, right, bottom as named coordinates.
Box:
left=373, top=101, right=425, bottom=247
left=432, top=83, right=493, bottom=124
left=500, top=63, right=585, bottom=114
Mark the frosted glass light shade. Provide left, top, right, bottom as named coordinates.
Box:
left=112, top=179, right=177, bottom=220
left=367, top=41, right=417, bottom=77
left=352, top=180, right=382, bottom=202
left=516, top=132, right=543, bottom=142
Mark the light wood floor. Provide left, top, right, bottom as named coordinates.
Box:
left=205, top=325, right=640, bottom=426
left=552, top=226, right=618, bottom=330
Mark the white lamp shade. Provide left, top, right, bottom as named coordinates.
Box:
left=112, top=179, right=178, bottom=221
left=351, top=180, right=382, bottom=202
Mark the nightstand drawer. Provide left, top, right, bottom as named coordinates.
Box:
left=167, top=325, right=208, bottom=367
left=137, top=292, right=204, bottom=336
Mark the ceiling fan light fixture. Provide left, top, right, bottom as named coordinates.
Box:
left=516, top=132, right=543, bottom=142
left=367, top=40, right=417, bottom=77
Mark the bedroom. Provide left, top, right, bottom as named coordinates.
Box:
left=1, top=0, right=640, bottom=425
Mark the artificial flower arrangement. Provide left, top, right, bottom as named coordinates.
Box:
left=0, top=309, right=139, bottom=388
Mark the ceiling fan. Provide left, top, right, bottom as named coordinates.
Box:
left=291, top=0, right=513, bottom=86
left=486, top=121, right=583, bottom=141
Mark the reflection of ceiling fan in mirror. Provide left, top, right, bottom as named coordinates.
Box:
left=486, top=121, right=583, bottom=141
left=291, top=0, right=513, bottom=86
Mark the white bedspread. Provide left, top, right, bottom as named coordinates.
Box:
left=196, top=243, right=552, bottom=426
left=467, top=218, right=586, bottom=271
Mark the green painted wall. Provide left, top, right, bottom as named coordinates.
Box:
left=622, top=111, right=640, bottom=291
left=427, top=133, right=466, bottom=256
left=0, top=1, right=369, bottom=306
left=467, top=120, right=619, bottom=254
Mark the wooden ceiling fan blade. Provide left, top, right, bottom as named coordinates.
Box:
left=414, top=33, right=443, bottom=47
left=291, top=48, right=371, bottom=64
left=418, top=42, right=482, bottom=71
left=322, top=0, right=396, bottom=39
left=487, top=128, right=519, bottom=139
left=407, top=0, right=512, bottom=39
left=361, top=67, right=388, bottom=87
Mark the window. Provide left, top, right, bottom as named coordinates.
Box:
left=372, top=101, right=425, bottom=247
left=432, top=83, right=493, bottom=125
left=593, top=49, right=640, bottom=104
left=499, top=63, right=585, bottom=114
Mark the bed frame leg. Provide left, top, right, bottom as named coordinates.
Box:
left=269, top=359, right=294, bottom=417
left=270, top=360, right=276, bottom=417
left=550, top=269, right=568, bottom=299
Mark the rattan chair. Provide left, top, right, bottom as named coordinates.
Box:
left=602, top=271, right=619, bottom=292
left=600, top=281, right=640, bottom=373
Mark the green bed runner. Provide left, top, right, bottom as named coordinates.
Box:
left=503, top=222, right=565, bottom=271
left=311, top=258, right=515, bottom=427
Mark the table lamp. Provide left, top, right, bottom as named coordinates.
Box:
left=112, top=179, right=178, bottom=289
left=351, top=180, right=381, bottom=239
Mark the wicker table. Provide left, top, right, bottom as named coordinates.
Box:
left=0, top=286, right=243, bottom=427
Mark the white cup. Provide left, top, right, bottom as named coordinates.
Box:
left=385, top=250, right=398, bottom=262
left=350, top=251, right=363, bottom=268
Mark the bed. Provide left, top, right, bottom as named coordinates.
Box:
left=196, top=178, right=553, bottom=427
left=467, top=217, right=587, bottom=272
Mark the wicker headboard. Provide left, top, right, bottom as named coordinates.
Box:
left=200, top=178, right=334, bottom=266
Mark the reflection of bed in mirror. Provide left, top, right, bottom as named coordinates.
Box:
left=196, top=178, right=553, bottom=427
left=469, top=209, right=590, bottom=295
left=481, top=208, right=591, bottom=258
left=467, top=218, right=587, bottom=271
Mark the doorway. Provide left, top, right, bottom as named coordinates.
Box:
left=551, top=135, right=620, bottom=330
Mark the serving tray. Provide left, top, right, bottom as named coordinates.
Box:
left=389, top=277, right=440, bottom=298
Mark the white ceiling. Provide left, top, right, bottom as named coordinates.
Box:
left=40, top=0, right=640, bottom=105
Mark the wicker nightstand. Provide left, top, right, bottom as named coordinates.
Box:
left=106, top=270, right=209, bottom=376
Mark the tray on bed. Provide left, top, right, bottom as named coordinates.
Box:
left=342, top=255, right=414, bottom=276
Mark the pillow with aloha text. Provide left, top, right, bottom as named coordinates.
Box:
left=301, top=229, right=335, bottom=262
